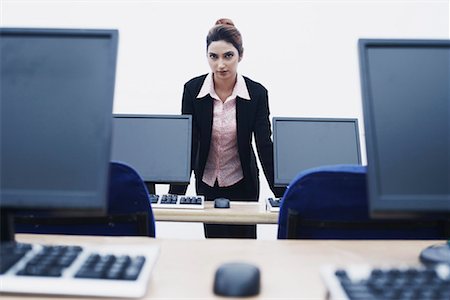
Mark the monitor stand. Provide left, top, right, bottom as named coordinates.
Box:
left=145, top=182, right=156, bottom=195
left=1, top=208, right=15, bottom=243
left=419, top=242, right=450, bottom=265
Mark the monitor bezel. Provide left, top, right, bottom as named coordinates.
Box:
left=112, top=114, right=193, bottom=185
left=358, top=38, right=450, bottom=218
left=272, top=117, right=362, bottom=187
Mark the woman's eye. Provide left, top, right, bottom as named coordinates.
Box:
left=225, top=53, right=234, bottom=58
left=209, top=54, right=217, bottom=59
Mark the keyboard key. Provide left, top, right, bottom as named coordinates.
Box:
left=268, top=198, right=281, bottom=207
left=75, top=254, right=145, bottom=281
left=149, top=194, right=159, bottom=203
left=0, top=242, right=159, bottom=298
left=0, top=243, right=32, bottom=274
left=322, top=264, right=450, bottom=300
left=151, top=194, right=205, bottom=209
left=265, top=197, right=281, bottom=212
left=16, top=245, right=82, bottom=277
left=180, top=196, right=203, bottom=205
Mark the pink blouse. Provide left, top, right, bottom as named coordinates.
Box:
left=197, top=73, right=251, bottom=187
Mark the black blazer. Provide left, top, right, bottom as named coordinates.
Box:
left=169, top=74, right=285, bottom=199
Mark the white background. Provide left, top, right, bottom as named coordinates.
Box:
left=2, top=0, right=448, bottom=238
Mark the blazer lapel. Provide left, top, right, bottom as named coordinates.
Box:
left=196, top=95, right=214, bottom=152
left=236, top=96, right=250, bottom=150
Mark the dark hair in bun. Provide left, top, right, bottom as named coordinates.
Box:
left=206, top=18, right=243, bottom=57
left=215, top=18, right=235, bottom=26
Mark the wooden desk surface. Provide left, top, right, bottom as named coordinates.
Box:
left=3, top=234, right=440, bottom=300
left=153, top=201, right=279, bottom=224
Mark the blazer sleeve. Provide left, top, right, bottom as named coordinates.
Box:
left=168, top=84, right=197, bottom=195
left=253, top=88, right=286, bottom=198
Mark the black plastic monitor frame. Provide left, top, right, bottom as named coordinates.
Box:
left=0, top=28, right=118, bottom=213
left=272, top=117, right=362, bottom=187
left=359, top=39, right=450, bottom=219
left=111, top=114, right=192, bottom=185
left=13, top=212, right=149, bottom=237
left=0, top=28, right=118, bottom=241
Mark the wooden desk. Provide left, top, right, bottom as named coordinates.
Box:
left=3, top=234, right=439, bottom=300
left=153, top=201, right=278, bottom=224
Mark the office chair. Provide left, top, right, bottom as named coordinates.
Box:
left=14, top=161, right=156, bottom=237
left=277, top=164, right=448, bottom=239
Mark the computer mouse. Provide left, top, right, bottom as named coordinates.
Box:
left=214, top=197, right=230, bottom=209
left=213, top=262, right=260, bottom=297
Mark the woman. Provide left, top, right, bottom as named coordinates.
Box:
left=169, top=18, right=285, bottom=238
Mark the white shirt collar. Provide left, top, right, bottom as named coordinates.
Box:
left=197, top=73, right=251, bottom=101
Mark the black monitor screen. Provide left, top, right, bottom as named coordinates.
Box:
left=273, top=117, right=361, bottom=187
left=359, top=39, right=450, bottom=217
left=0, top=28, right=118, bottom=211
left=111, top=114, right=192, bottom=184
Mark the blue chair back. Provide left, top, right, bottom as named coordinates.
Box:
left=107, top=161, right=155, bottom=236
left=14, top=161, right=155, bottom=237
left=277, top=164, right=448, bottom=239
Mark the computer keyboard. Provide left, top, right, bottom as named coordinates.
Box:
left=0, top=241, right=159, bottom=298
left=265, top=197, right=281, bottom=212
left=321, top=264, right=450, bottom=300
left=149, top=194, right=205, bottom=209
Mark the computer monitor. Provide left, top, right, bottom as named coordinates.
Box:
left=0, top=28, right=118, bottom=241
left=273, top=117, right=362, bottom=187
left=111, top=114, right=192, bottom=185
left=359, top=38, right=450, bottom=264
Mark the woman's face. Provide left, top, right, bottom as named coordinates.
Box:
left=207, top=40, right=241, bottom=82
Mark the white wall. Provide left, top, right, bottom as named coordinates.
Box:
left=3, top=0, right=449, bottom=202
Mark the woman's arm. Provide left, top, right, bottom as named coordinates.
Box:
left=168, top=84, right=197, bottom=195
left=253, top=88, right=286, bottom=198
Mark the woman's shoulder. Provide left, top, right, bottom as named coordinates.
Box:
left=242, top=75, right=268, bottom=94
left=184, top=74, right=208, bottom=88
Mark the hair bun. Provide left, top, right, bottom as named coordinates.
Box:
left=215, top=18, right=235, bottom=27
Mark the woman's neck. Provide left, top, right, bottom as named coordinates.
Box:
left=213, top=74, right=237, bottom=102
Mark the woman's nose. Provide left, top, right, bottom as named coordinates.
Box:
left=217, top=59, right=225, bottom=68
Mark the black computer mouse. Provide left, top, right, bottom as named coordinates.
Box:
left=214, top=197, right=230, bottom=209
left=213, top=262, right=260, bottom=297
